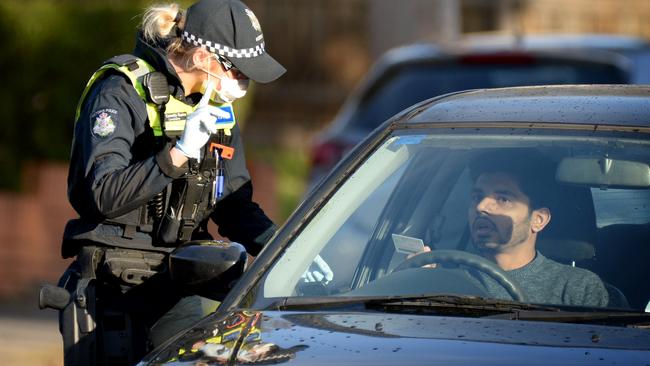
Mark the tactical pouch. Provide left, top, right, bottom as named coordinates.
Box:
left=157, top=210, right=182, bottom=245
left=101, top=249, right=167, bottom=286
left=155, top=178, right=187, bottom=246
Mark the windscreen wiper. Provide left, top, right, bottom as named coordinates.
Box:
left=367, top=295, right=650, bottom=327
left=364, top=296, right=650, bottom=326
left=265, top=295, right=649, bottom=327
left=364, top=294, right=562, bottom=317
left=266, top=294, right=560, bottom=315
left=266, top=295, right=401, bottom=311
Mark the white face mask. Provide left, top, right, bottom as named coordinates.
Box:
left=200, top=55, right=249, bottom=104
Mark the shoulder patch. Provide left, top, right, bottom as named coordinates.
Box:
left=91, top=109, right=117, bottom=138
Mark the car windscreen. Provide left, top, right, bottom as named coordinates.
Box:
left=351, top=61, right=629, bottom=131
left=257, top=128, right=650, bottom=312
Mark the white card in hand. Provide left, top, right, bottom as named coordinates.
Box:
left=392, top=234, right=425, bottom=255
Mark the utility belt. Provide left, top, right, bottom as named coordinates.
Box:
left=61, top=218, right=162, bottom=259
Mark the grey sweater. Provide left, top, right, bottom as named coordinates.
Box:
left=473, top=252, right=609, bottom=307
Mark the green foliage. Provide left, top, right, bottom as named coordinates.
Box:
left=273, top=147, right=309, bottom=221
left=0, top=0, right=193, bottom=190
left=249, top=145, right=309, bottom=222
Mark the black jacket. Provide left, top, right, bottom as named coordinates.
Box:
left=63, top=34, right=275, bottom=258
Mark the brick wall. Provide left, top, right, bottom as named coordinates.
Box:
left=0, top=163, right=75, bottom=298
left=519, top=0, right=650, bottom=38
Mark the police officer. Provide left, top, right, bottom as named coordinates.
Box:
left=60, top=0, right=285, bottom=360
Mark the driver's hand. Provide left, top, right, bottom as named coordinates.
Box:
left=301, top=255, right=334, bottom=284
left=407, top=246, right=437, bottom=268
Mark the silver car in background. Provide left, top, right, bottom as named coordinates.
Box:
left=308, top=34, right=648, bottom=189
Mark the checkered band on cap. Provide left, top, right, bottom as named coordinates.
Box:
left=182, top=31, right=265, bottom=58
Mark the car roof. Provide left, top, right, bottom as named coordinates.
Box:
left=405, top=84, right=650, bottom=128
left=357, top=34, right=646, bottom=112
left=376, top=34, right=643, bottom=70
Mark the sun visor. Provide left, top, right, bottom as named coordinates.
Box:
left=556, top=157, right=650, bottom=188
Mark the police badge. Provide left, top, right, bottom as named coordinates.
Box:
left=92, top=111, right=116, bottom=137
left=244, top=8, right=261, bottom=32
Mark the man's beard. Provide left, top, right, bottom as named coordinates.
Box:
left=472, top=214, right=531, bottom=252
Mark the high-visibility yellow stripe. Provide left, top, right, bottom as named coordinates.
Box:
left=74, top=58, right=193, bottom=137
left=75, top=57, right=236, bottom=138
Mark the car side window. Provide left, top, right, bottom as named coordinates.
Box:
left=319, top=171, right=402, bottom=293
left=591, top=188, right=650, bottom=227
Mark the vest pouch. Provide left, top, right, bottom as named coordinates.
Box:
left=155, top=178, right=188, bottom=246
left=156, top=211, right=182, bottom=246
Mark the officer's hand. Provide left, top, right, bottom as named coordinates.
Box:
left=175, top=83, right=230, bottom=160
left=301, top=255, right=334, bottom=284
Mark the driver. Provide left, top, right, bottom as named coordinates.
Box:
left=416, top=151, right=609, bottom=307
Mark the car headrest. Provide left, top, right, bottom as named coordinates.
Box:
left=537, top=238, right=596, bottom=263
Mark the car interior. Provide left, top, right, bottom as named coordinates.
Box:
left=342, top=142, right=649, bottom=310
left=267, top=132, right=649, bottom=312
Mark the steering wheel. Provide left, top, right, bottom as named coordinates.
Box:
left=393, top=249, right=528, bottom=302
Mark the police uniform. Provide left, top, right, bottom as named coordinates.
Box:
left=63, top=33, right=276, bottom=257
left=54, top=0, right=287, bottom=358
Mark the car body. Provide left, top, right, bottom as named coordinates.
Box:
left=140, top=85, right=650, bottom=365
left=307, top=34, right=648, bottom=189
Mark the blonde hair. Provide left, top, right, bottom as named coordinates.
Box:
left=141, top=3, right=189, bottom=54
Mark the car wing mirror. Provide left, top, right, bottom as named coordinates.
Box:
left=556, top=157, right=650, bottom=188
left=169, top=240, right=247, bottom=300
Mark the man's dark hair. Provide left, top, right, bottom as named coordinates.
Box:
left=469, top=149, right=556, bottom=210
